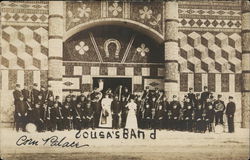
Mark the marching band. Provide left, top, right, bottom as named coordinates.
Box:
left=13, top=83, right=236, bottom=133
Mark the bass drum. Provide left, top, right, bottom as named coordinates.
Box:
left=25, top=123, right=37, bottom=133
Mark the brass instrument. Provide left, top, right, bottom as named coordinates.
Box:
left=90, top=91, right=103, bottom=102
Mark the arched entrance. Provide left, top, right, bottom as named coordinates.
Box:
left=62, top=25, right=164, bottom=96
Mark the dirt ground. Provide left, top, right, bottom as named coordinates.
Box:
left=0, top=127, right=249, bottom=160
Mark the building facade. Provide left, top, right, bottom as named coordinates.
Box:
left=0, top=0, right=249, bottom=127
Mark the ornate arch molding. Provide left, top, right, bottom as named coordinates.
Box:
left=63, top=18, right=164, bottom=44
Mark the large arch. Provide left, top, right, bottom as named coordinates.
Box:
left=63, top=18, right=165, bottom=44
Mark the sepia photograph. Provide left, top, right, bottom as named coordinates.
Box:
left=0, top=0, right=249, bottom=160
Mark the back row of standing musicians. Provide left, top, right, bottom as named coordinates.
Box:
left=13, top=83, right=236, bottom=133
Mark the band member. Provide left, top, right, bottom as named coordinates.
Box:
left=90, top=87, right=102, bottom=128
left=142, top=103, right=152, bottom=129
left=226, top=96, right=236, bottom=133
left=71, top=95, right=78, bottom=129
left=99, top=94, right=112, bottom=128
left=155, top=104, right=165, bottom=130
left=111, top=95, right=121, bottom=129
left=170, top=95, right=181, bottom=130
left=141, top=86, right=152, bottom=101
left=62, top=96, right=73, bottom=130
left=73, top=103, right=84, bottom=130
left=40, top=85, right=47, bottom=103
left=115, top=85, right=123, bottom=101
left=200, top=86, right=210, bottom=107
left=41, top=102, right=49, bottom=131
left=83, top=101, right=95, bottom=129
left=205, top=103, right=215, bottom=132
left=13, top=84, right=23, bottom=106
left=120, top=96, right=129, bottom=128
left=195, top=104, right=204, bottom=133
left=214, top=94, right=225, bottom=125
left=46, top=96, right=54, bottom=131
left=77, top=90, right=86, bottom=103
left=32, top=102, right=43, bottom=132
left=163, top=96, right=171, bottom=129
left=44, top=85, right=54, bottom=102
left=53, top=102, right=63, bottom=131
left=194, top=93, right=201, bottom=110
left=25, top=97, right=33, bottom=123
left=31, top=83, right=40, bottom=104
left=183, top=98, right=193, bottom=131
left=123, top=87, right=131, bottom=102
left=22, top=85, right=30, bottom=102
left=15, top=95, right=28, bottom=132
left=187, top=88, right=196, bottom=106
left=54, top=96, right=62, bottom=108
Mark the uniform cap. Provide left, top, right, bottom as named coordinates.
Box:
left=16, top=84, right=20, bottom=87
left=218, top=94, right=222, bottom=98
left=33, top=83, right=38, bottom=87
left=229, top=96, right=233, bottom=99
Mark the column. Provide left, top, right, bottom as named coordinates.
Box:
left=241, top=0, right=250, bottom=128
left=48, top=1, right=64, bottom=101
left=164, top=1, right=179, bottom=99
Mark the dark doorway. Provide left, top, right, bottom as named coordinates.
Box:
left=93, top=77, right=132, bottom=93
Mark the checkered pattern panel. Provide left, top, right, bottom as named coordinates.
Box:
left=179, top=73, right=241, bottom=93
left=1, top=26, right=48, bottom=70
left=179, top=31, right=241, bottom=73
left=62, top=62, right=164, bottom=93
left=0, top=69, right=48, bottom=90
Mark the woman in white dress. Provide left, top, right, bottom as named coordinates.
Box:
left=125, top=98, right=138, bottom=129
left=99, top=94, right=113, bottom=128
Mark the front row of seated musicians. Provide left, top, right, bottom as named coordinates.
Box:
left=13, top=83, right=236, bottom=133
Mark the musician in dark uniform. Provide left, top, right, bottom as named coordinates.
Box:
left=13, top=84, right=23, bottom=127
left=90, top=88, right=102, bottom=128
left=53, top=102, right=63, bottom=131
left=195, top=104, right=204, bottom=133
left=77, top=90, right=86, bottom=103
left=114, top=85, right=123, bottom=101
left=21, top=85, right=30, bottom=102
left=214, top=94, right=225, bottom=125
left=120, top=96, right=128, bottom=128
left=32, top=102, right=43, bottom=132
left=187, top=87, right=196, bottom=106
left=40, top=85, right=47, bottom=103
left=183, top=98, right=193, bottom=131
left=55, top=96, right=62, bottom=108
left=151, top=96, right=157, bottom=129
left=71, top=95, right=78, bottom=129
left=141, top=86, right=152, bottom=101
left=44, top=85, right=54, bottom=102
left=200, top=86, right=210, bottom=108
left=205, top=103, right=215, bottom=132
left=62, top=96, right=73, bottom=130
left=73, top=103, right=84, bottom=130
left=46, top=95, right=54, bottom=131
left=30, top=83, right=40, bottom=104
left=226, top=96, right=236, bottom=133
left=15, top=95, right=28, bottom=132
left=143, top=103, right=152, bottom=129
left=13, top=84, right=22, bottom=106
left=111, top=95, right=121, bottom=129
left=41, top=102, right=49, bottom=131
left=164, top=96, right=171, bottom=130
left=83, top=101, right=95, bottom=129
left=170, top=95, right=181, bottom=130
left=25, top=97, right=33, bottom=124
left=155, top=104, right=165, bottom=130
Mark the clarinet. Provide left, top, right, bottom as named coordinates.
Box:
left=75, top=107, right=82, bottom=122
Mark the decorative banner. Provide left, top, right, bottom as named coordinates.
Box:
left=143, top=78, right=164, bottom=90
left=62, top=77, right=81, bottom=90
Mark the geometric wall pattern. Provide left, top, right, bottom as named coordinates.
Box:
left=178, top=31, right=241, bottom=73
left=1, top=25, right=48, bottom=70
left=66, top=1, right=163, bottom=34
left=62, top=62, right=164, bottom=93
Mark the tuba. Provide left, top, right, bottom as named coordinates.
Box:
left=90, top=91, right=103, bottom=102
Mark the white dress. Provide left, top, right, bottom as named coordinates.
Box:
left=125, top=101, right=138, bottom=129
left=99, top=97, right=112, bottom=128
